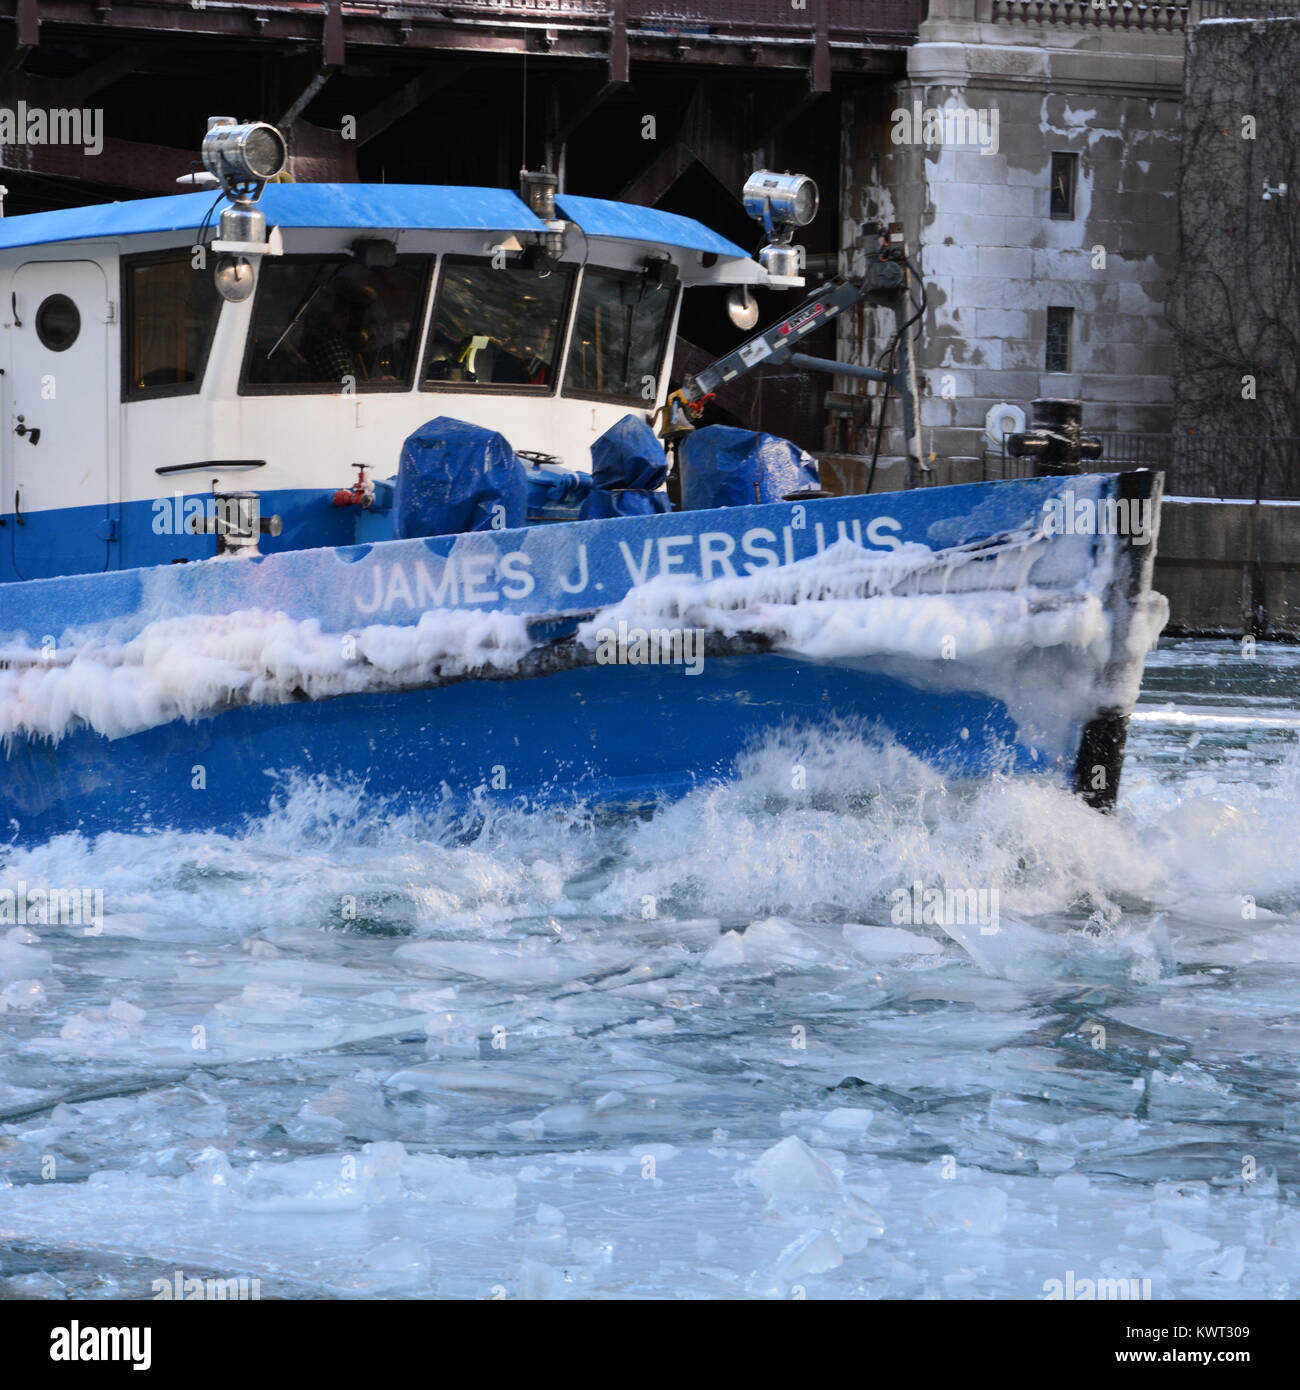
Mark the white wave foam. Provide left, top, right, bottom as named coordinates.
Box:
left=1, top=684, right=1299, bottom=1298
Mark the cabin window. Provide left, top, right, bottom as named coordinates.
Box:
left=241, top=254, right=432, bottom=393
left=422, top=256, right=574, bottom=392
left=122, top=251, right=222, bottom=399
left=35, top=294, right=81, bottom=352
left=563, top=267, right=676, bottom=405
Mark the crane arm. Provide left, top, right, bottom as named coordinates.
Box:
left=658, top=232, right=926, bottom=487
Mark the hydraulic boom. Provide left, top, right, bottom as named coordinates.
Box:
left=660, top=223, right=928, bottom=488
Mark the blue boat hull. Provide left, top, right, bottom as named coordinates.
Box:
left=4, top=652, right=1039, bottom=842
left=0, top=473, right=1165, bottom=844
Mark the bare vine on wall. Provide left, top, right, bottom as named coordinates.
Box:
left=1170, top=24, right=1299, bottom=493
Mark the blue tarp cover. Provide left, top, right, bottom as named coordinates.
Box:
left=579, top=415, right=672, bottom=521
left=679, top=426, right=820, bottom=511
left=394, top=417, right=527, bottom=538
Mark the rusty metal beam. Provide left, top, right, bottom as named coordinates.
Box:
left=811, top=3, right=830, bottom=93
left=609, top=0, right=627, bottom=83
left=619, top=138, right=693, bottom=207
left=31, top=45, right=146, bottom=105
left=753, top=85, right=822, bottom=152
left=0, top=35, right=30, bottom=87
left=354, top=63, right=472, bottom=147
left=618, top=80, right=755, bottom=207
left=323, top=0, right=343, bottom=69
left=3, top=3, right=917, bottom=70
left=279, top=67, right=333, bottom=129
left=283, top=117, right=358, bottom=182
left=556, top=80, right=619, bottom=145
left=1, top=134, right=196, bottom=192
left=545, top=73, right=620, bottom=176
left=16, top=0, right=39, bottom=48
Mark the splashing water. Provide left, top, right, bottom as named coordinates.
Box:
left=1, top=638, right=1298, bottom=1299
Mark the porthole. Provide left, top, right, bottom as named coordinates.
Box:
left=35, top=294, right=80, bottom=352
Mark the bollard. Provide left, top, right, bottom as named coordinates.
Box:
left=1006, top=398, right=1103, bottom=477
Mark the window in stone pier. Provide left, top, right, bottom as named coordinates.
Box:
left=1050, top=152, right=1078, bottom=219
left=1045, top=306, right=1073, bottom=373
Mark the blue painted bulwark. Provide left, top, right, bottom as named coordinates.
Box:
left=2, top=476, right=1104, bottom=636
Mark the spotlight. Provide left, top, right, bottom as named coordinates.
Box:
left=199, top=117, right=288, bottom=301
left=742, top=170, right=818, bottom=278
left=743, top=171, right=819, bottom=233
left=202, top=117, right=287, bottom=202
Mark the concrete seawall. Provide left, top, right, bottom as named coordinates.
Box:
left=819, top=456, right=1299, bottom=641
left=1156, top=499, right=1300, bottom=641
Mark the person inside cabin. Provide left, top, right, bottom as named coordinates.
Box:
left=424, top=335, right=470, bottom=383
left=457, top=315, right=553, bottom=386
left=244, top=254, right=426, bottom=391
left=299, top=277, right=385, bottom=384
left=522, top=320, right=556, bottom=386
left=425, top=329, right=526, bottom=386
left=423, top=255, right=570, bottom=389
left=300, top=303, right=360, bottom=384
left=363, top=266, right=416, bottom=381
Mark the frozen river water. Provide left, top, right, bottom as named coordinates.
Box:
left=1, top=638, right=1298, bottom=1299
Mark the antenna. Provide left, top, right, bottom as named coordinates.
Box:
left=520, top=51, right=528, bottom=176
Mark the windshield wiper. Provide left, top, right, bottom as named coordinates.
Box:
left=266, top=264, right=345, bottom=361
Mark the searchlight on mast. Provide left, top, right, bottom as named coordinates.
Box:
left=201, top=116, right=289, bottom=302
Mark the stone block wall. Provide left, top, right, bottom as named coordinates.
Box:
left=838, top=1, right=1184, bottom=461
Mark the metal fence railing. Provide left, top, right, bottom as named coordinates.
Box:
left=1193, top=0, right=1300, bottom=16
left=988, top=433, right=1300, bottom=501
left=1167, top=436, right=1300, bottom=501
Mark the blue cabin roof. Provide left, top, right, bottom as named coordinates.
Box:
left=552, top=195, right=747, bottom=257
left=0, top=183, right=749, bottom=259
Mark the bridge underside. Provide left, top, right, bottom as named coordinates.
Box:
left=1, top=2, right=914, bottom=199
left=0, top=1, right=917, bottom=450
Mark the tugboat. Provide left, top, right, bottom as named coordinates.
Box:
left=0, top=119, right=1167, bottom=842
